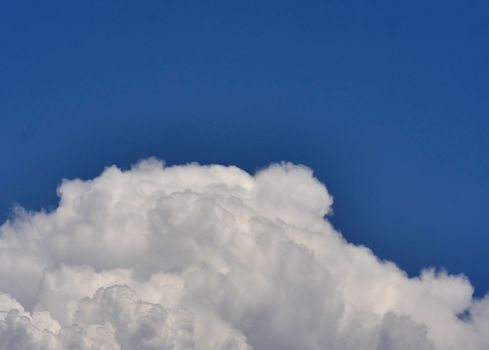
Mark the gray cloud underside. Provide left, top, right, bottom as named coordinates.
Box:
left=0, top=159, right=488, bottom=349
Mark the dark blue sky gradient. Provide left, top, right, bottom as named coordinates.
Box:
left=1, top=1, right=489, bottom=295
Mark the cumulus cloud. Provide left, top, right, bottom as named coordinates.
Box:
left=0, top=158, right=488, bottom=349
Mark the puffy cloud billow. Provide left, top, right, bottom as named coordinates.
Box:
left=0, top=158, right=488, bottom=349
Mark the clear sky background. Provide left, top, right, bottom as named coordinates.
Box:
left=1, top=1, right=488, bottom=296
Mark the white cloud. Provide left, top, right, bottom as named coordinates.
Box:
left=0, top=158, right=487, bottom=349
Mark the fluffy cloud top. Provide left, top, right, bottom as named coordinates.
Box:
left=0, top=159, right=488, bottom=349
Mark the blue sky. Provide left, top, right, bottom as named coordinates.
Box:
left=1, top=0, right=488, bottom=296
